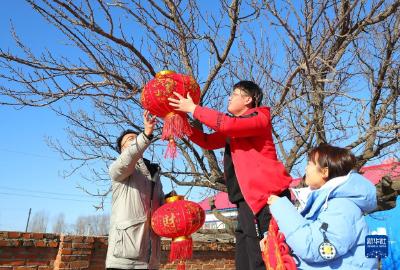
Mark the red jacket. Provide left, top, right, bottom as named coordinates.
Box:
left=190, top=106, right=292, bottom=214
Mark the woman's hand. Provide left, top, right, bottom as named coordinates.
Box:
left=168, top=92, right=197, bottom=114
left=143, top=110, right=157, bottom=137
left=267, top=195, right=280, bottom=206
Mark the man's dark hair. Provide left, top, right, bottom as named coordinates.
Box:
left=116, top=129, right=139, bottom=153
left=308, top=143, right=357, bottom=181
left=233, top=81, right=263, bottom=108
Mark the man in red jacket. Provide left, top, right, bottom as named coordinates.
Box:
left=168, top=81, right=292, bottom=270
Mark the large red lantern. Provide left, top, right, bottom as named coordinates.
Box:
left=141, top=70, right=201, bottom=158
left=151, top=195, right=205, bottom=270
left=262, top=218, right=297, bottom=270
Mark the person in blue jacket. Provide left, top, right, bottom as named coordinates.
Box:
left=261, top=144, right=378, bottom=269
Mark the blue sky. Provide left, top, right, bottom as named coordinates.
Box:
left=0, top=100, right=113, bottom=231
left=0, top=0, right=213, bottom=232
left=0, top=1, right=113, bottom=232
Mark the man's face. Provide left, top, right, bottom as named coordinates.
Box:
left=120, top=133, right=137, bottom=152
left=227, top=88, right=252, bottom=116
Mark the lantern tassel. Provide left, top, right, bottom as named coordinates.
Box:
left=170, top=236, right=193, bottom=261
left=165, top=139, right=178, bottom=158
left=170, top=236, right=193, bottom=268
left=162, top=113, right=192, bottom=158
left=177, top=262, right=186, bottom=270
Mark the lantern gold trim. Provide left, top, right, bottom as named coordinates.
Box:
left=165, top=195, right=184, bottom=203
left=172, top=235, right=190, bottom=242
left=156, top=70, right=176, bottom=77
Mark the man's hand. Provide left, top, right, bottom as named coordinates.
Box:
left=144, top=110, right=157, bottom=137
left=168, top=92, right=197, bottom=114
left=260, top=235, right=268, bottom=252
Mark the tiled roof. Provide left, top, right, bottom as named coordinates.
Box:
left=359, top=160, right=400, bottom=185
left=197, top=190, right=236, bottom=211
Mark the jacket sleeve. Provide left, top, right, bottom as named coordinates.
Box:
left=188, top=126, right=226, bottom=150
left=270, top=197, right=360, bottom=263
left=193, top=106, right=270, bottom=138
left=109, top=133, right=152, bottom=182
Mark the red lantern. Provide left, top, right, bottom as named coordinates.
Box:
left=141, top=70, right=201, bottom=158
left=151, top=195, right=205, bottom=270
left=262, top=218, right=297, bottom=270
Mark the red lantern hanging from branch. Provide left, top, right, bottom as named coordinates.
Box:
left=262, top=217, right=297, bottom=270
left=151, top=195, right=205, bottom=270
left=141, top=70, right=201, bottom=158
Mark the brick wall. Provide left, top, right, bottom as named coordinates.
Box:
left=0, top=231, right=235, bottom=270
left=0, top=232, right=58, bottom=270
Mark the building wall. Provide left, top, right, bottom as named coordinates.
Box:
left=203, top=209, right=237, bottom=230
left=0, top=231, right=235, bottom=270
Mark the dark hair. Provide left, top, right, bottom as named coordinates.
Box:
left=116, top=129, right=139, bottom=153
left=232, top=81, right=263, bottom=108
left=308, top=143, right=356, bottom=181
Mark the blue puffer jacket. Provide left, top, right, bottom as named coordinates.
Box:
left=270, top=172, right=378, bottom=269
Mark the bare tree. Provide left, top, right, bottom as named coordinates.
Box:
left=29, top=210, right=49, bottom=233
left=52, top=213, right=67, bottom=234
left=238, top=0, right=400, bottom=172
left=74, top=216, right=87, bottom=235
left=71, top=214, right=109, bottom=235
left=0, top=0, right=399, bottom=215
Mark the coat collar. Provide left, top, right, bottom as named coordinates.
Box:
left=300, top=172, right=352, bottom=218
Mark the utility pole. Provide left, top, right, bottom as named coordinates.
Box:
left=25, top=208, right=31, bottom=232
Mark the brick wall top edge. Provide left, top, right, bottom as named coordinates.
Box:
left=0, top=231, right=60, bottom=240
left=0, top=231, right=234, bottom=251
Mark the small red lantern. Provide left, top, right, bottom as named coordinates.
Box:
left=151, top=195, right=205, bottom=270
left=262, top=218, right=297, bottom=270
left=141, top=70, right=201, bottom=158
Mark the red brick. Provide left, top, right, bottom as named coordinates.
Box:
left=71, top=250, right=91, bottom=255
left=8, top=232, right=21, bottom=239
left=71, top=243, right=93, bottom=249
left=9, top=240, right=21, bottom=247
left=58, top=255, right=86, bottom=262
left=71, top=236, right=83, bottom=243
left=59, top=235, right=72, bottom=242
left=59, top=242, right=71, bottom=249
left=69, top=261, right=89, bottom=268
left=84, top=237, right=95, bottom=243
left=22, top=233, right=31, bottom=239
left=22, top=240, right=34, bottom=247
left=31, top=233, right=44, bottom=240
left=7, top=261, right=25, bottom=266
left=59, top=249, right=73, bottom=255
left=48, top=241, right=58, bottom=248
left=96, top=237, right=108, bottom=245
left=14, top=267, right=37, bottom=270
left=0, top=240, right=9, bottom=246
left=34, top=240, right=46, bottom=247
left=25, top=261, right=48, bottom=266
left=42, top=233, right=57, bottom=240
left=53, top=261, right=68, bottom=268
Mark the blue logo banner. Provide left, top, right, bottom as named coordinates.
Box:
left=365, top=235, right=389, bottom=258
